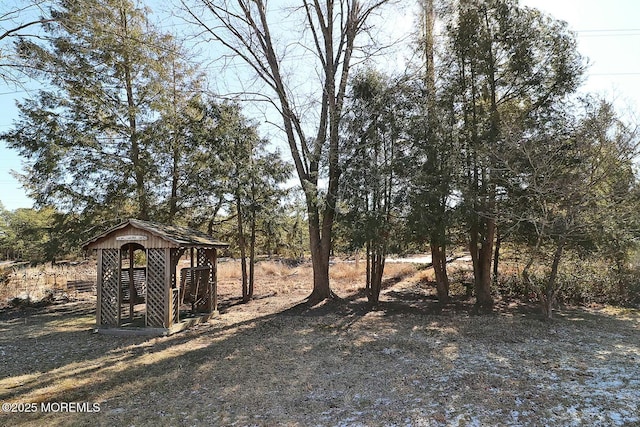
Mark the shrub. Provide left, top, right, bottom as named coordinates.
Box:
left=0, top=266, right=9, bottom=285
left=9, top=295, right=30, bottom=308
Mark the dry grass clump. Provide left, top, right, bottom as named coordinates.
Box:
left=255, top=260, right=295, bottom=277
left=329, top=262, right=365, bottom=294
left=383, top=262, right=417, bottom=280
left=0, top=263, right=95, bottom=307
left=216, top=259, right=311, bottom=297
left=330, top=261, right=416, bottom=283
left=330, top=261, right=365, bottom=282
left=216, top=259, right=241, bottom=281
left=217, top=259, right=298, bottom=281
left=414, top=267, right=436, bottom=283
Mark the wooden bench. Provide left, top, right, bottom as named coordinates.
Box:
left=66, top=280, right=96, bottom=294
left=180, top=266, right=211, bottom=312
left=121, top=267, right=146, bottom=304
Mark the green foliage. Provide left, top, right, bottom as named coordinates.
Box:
left=2, top=0, right=194, bottom=221
left=0, top=1, right=53, bottom=86
left=1, top=0, right=640, bottom=312
left=1, top=1, right=292, bottom=266
left=0, top=206, right=56, bottom=263
left=337, top=69, right=410, bottom=301
left=177, top=100, right=292, bottom=250
left=496, top=249, right=640, bottom=308
left=433, top=0, right=598, bottom=310
left=501, top=97, right=639, bottom=314
left=338, top=69, right=406, bottom=248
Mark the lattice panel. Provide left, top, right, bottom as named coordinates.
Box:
left=210, top=249, right=218, bottom=312
left=171, top=288, right=180, bottom=325
left=197, top=249, right=213, bottom=311
left=100, top=249, right=119, bottom=326
left=146, top=249, right=166, bottom=327
left=197, top=249, right=210, bottom=269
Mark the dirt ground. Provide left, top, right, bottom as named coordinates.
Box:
left=1, top=259, right=639, bottom=426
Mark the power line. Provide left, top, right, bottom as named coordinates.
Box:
left=589, top=72, right=640, bottom=77
left=0, top=90, right=29, bottom=96
left=577, top=28, right=640, bottom=34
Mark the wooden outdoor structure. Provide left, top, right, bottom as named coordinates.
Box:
left=83, top=219, right=228, bottom=335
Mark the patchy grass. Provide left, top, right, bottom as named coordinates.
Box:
left=0, top=259, right=639, bottom=426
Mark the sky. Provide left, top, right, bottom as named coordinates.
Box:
left=0, top=0, right=639, bottom=211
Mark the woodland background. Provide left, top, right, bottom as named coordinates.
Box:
left=1, top=0, right=640, bottom=317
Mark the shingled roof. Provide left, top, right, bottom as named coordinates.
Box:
left=82, top=219, right=229, bottom=250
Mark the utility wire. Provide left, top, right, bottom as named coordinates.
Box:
left=576, top=28, right=640, bottom=36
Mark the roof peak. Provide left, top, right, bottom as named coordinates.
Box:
left=83, top=219, right=229, bottom=250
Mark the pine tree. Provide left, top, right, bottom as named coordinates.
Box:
left=441, top=0, right=585, bottom=309
left=3, top=0, right=188, bottom=221
left=339, top=69, right=406, bottom=304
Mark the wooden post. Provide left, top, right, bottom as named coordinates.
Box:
left=211, top=249, right=218, bottom=315
left=96, top=249, right=103, bottom=326
left=164, top=248, right=171, bottom=328
left=190, top=247, right=195, bottom=295
left=117, top=248, right=121, bottom=326
left=129, top=245, right=135, bottom=321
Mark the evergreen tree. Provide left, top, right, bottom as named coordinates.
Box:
left=405, top=0, right=455, bottom=304
left=216, top=103, right=291, bottom=302
left=339, top=69, right=407, bottom=304
left=2, top=0, right=189, bottom=221
left=441, top=0, right=585, bottom=309
left=0, top=0, right=54, bottom=87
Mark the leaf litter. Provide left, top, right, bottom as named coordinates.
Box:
left=0, top=260, right=638, bottom=426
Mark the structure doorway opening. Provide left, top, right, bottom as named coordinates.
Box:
left=120, top=243, right=147, bottom=326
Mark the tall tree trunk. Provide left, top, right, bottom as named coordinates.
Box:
left=168, top=62, right=180, bottom=223
left=236, top=192, right=249, bottom=303
left=184, top=0, right=385, bottom=304
left=168, top=144, right=179, bottom=222
left=424, top=0, right=450, bottom=305
left=542, top=237, right=566, bottom=319
left=493, top=227, right=501, bottom=284
left=121, top=7, right=148, bottom=220
left=308, top=229, right=332, bottom=303
left=470, top=217, right=495, bottom=310
left=431, top=241, right=449, bottom=304
left=365, top=241, right=371, bottom=294
left=248, top=199, right=256, bottom=300
left=246, top=152, right=257, bottom=301
left=367, top=249, right=385, bottom=305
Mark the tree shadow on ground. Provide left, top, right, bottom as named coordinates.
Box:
left=3, top=279, right=638, bottom=427
left=280, top=267, right=561, bottom=327
left=0, top=300, right=94, bottom=322
left=2, top=266, right=639, bottom=427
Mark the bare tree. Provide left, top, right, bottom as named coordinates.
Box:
left=502, top=99, right=638, bottom=318
left=0, top=0, right=54, bottom=87
left=183, top=0, right=392, bottom=303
